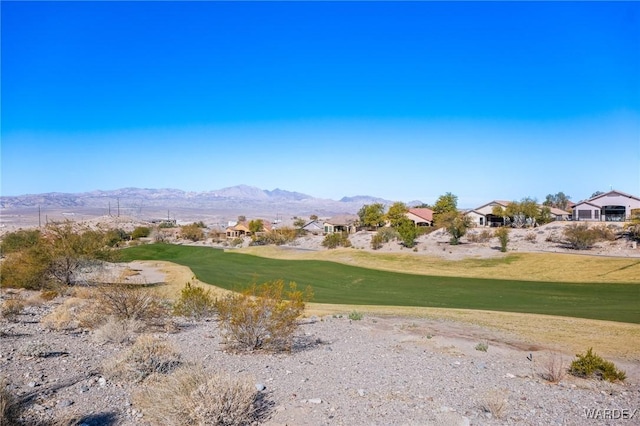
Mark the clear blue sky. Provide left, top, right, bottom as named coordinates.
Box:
left=2, top=1, right=639, bottom=207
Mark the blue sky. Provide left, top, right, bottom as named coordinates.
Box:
left=2, top=1, right=639, bottom=207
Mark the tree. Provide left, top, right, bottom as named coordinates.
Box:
left=181, top=223, right=205, bottom=242
left=432, top=193, right=458, bottom=226
left=1, top=222, right=117, bottom=288
left=386, top=202, right=409, bottom=228
left=293, top=218, right=306, bottom=229
left=248, top=219, right=264, bottom=235
left=505, top=197, right=539, bottom=228
left=591, top=191, right=604, bottom=198
left=494, top=227, right=510, bottom=252
left=543, top=192, right=571, bottom=211
left=237, top=215, right=246, bottom=223
left=491, top=205, right=507, bottom=226
left=396, top=217, right=418, bottom=248
left=358, top=203, right=385, bottom=230
left=438, top=211, right=473, bottom=245
left=45, top=222, right=115, bottom=285
left=309, top=214, right=318, bottom=221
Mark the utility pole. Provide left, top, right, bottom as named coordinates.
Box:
left=117, top=198, right=120, bottom=217
left=38, top=205, right=41, bottom=228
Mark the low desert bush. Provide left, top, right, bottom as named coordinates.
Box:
left=93, top=316, right=145, bottom=344
left=590, top=224, right=618, bottom=241
left=480, top=389, right=507, bottom=419
left=541, top=352, right=566, bottom=383
left=39, top=289, right=59, bottom=301
left=105, top=334, right=182, bottom=383
left=172, top=282, right=214, bottom=320
left=1, top=298, right=24, bottom=322
left=180, top=223, right=205, bottom=242
left=19, top=341, right=52, bottom=358
left=229, top=237, right=244, bottom=248
left=348, top=311, right=363, bottom=321
left=569, top=348, right=626, bottom=382
left=215, top=280, right=311, bottom=352
left=96, top=284, right=169, bottom=326
left=1, top=375, right=20, bottom=426
left=475, top=341, right=489, bottom=352
left=467, top=230, right=493, bottom=243
left=494, top=227, right=510, bottom=252
left=371, top=228, right=399, bottom=249
left=322, top=232, right=352, bottom=249
left=42, top=297, right=100, bottom=330
left=563, top=224, right=600, bottom=250
left=524, top=232, right=537, bottom=243
left=133, top=364, right=264, bottom=426
left=131, top=226, right=151, bottom=240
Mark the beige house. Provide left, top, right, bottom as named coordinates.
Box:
left=226, top=220, right=272, bottom=238
left=406, top=208, right=434, bottom=226
left=323, top=214, right=359, bottom=234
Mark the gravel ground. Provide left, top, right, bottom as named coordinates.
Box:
left=1, top=296, right=638, bottom=426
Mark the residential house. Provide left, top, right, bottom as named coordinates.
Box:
left=572, top=190, right=640, bottom=222
left=323, top=214, right=359, bottom=234
left=465, top=201, right=511, bottom=227
left=225, top=220, right=272, bottom=238
left=406, top=208, right=434, bottom=226
left=301, top=220, right=324, bottom=235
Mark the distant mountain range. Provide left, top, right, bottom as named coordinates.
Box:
left=0, top=185, right=418, bottom=218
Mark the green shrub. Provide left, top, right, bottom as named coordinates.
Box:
left=348, top=311, right=363, bottom=321
left=105, top=228, right=130, bottom=247
left=562, top=223, right=619, bottom=250
left=131, top=226, right=152, bottom=240
left=569, top=348, right=626, bottom=382
left=0, top=229, right=42, bottom=255
left=172, top=282, right=214, bottom=320
left=215, top=280, right=311, bottom=352
left=180, top=224, right=205, bottom=242
left=322, top=232, right=351, bottom=249
left=494, top=227, right=510, bottom=252
left=475, top=342, right=489, bottom=352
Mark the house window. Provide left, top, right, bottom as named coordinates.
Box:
left=594, top=210, right=599, bottom=220
left=578, top=210, right=592, bottom=219
left=479, top=217, right=484, bottom=226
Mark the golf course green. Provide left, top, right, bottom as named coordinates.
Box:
left=120, top=244, right=640, bottom=324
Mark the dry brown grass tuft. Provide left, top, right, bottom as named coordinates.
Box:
left=96, top=283, right=169, bottom=325
left=92, top=316, right=145, bottom=345
left=480, top=389, right=508, bottom=419
left=104, top=334, right=181, bottom=383
left=540, top=352, right=567, bottom=383
left=41, top=297, right=100, bottom=331
left=133, top=364, right=264, bottom=426
left=1, top=375, right=20, bottom=426
left=0, top=298, right=24, bottom=323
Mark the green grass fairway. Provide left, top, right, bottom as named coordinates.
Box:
left=120, top=244, right=640, bottom=324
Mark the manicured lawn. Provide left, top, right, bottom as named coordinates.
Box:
left=120, top=244, right=640, bottom=324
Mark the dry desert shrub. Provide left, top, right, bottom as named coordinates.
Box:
left=104, top=334, right=181, bottom=383
left=480, top=389, right=508, bottom=419
left=1, top=375, right=20, bottom=426
left=541, top=352, right=566, bottom=383
left=215, top=280, right=311, bottom=352
left=1, top=298, right=24, bottom=323
left=133, top=364, right=263, bottom=426
left=41, top=297, right=100, bottom=330
left=96, top=283, right=170, bottom=328
left=172, top=282, right=214, bottom=320
left=467, top=230, right=493, bottom=243
left=92, top=316, right=145, bottom=344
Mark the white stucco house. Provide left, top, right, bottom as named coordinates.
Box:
left=572, top=190, right=640, bottom=222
